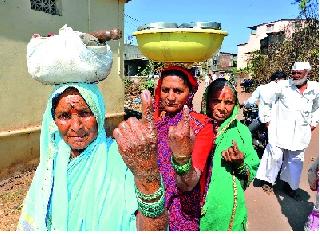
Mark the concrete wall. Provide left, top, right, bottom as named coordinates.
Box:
left=0, top=0, right=126, bottom=178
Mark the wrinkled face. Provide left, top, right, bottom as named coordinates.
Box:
left=160, top=75, right=190, bottom=114
left=54, top=89, right=98, bottom=157
left=208, top=85, right=236, bottom=121
left=291, top=69, right=308, bottom=85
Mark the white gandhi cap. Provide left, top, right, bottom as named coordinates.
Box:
left=292, top=62, right=311, bottom=71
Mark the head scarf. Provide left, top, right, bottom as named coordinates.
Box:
left=153, top=66, right=198, bottom=121
left=201, top=78, right=240, bottom=139
left=201, top=78, right=239, bottom=118
left=18, top=83, right=137, bottom=231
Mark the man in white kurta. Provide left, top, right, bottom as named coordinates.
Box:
left=244, top=71, right=287, bottom=124
left=256, top=62, right=319, bottom=199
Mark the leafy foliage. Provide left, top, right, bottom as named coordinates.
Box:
left=139, top=78, right=155, bottom=92
left=137, top=60, right=164, bottom=77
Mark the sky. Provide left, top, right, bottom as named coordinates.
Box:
left=124, top=0, right=301, bottom=54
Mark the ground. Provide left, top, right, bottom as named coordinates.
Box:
left=0, top=78, right=318, bottom=231
left=0, top=168, right=35, bottom=230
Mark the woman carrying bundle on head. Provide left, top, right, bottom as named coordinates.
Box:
left=18, top=26, right=167, bottom=231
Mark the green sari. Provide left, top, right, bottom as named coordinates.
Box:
left=200, top=94, right=260, bottom=231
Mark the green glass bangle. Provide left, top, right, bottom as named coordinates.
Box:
left=134, top=176, right=164, bottom=201
left=171, top=156, right=192, bottom=175
left=235, top=163, right=248, bottom=175
left=137, top=190, right=165, bottom=218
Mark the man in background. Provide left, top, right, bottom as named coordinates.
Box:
left=256, top=62, right=319, bottom=200
left=244, top=70, right=287, bottom=124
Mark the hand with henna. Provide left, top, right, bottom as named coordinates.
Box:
left=222, top=140, right=244, bottom=166
left=113, top=89, right=159, bottom=189
left=31, top=28, right=122, bottom=43
left=113, top=90, right=167, bottom=230
left=168, top=105, right=195, bottom=165
left=168, top=105, right=200, bottom=192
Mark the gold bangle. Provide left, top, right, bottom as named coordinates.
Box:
left=173, top=154, right=190, bottom=161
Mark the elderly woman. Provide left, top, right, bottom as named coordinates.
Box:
left=18, top=83, right=167, bottom=231
left=198, top=78, right=260, bottom=230
left=153, top=66, right=214, bottom=230
left=170, top=78, right=259, bottom=230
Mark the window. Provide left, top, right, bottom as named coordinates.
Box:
left=251, top=29, right=256, bottom=35
left=30, top=0, right=61, bottom=16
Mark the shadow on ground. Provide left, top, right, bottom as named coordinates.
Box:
left=253, top=178, right=314, bottom=231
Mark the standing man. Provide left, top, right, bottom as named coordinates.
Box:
left=256, top=62, right=319, bottom=200
left=244, top=70, right=287, bottom=124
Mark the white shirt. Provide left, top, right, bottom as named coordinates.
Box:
left=212, top=74, right=217, bottom=81
left=244, top=81, right=278, bottom=123
left=265, top=79, right=319, bottom=150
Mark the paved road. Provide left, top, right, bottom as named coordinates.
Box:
left=193, top=80, right=319, bottom=231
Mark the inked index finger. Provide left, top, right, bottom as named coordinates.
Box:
left=182, top=105, right=190, bottom=133
left=140, top=89, right=155, bottom=131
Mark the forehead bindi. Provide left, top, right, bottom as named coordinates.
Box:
left=221, top=86, right=234, bottom=98
left=64, top=95, right=84, bottom=106
left=56, top=93, right=89, bottom=112
left=210, top=86, right=234, bottom=100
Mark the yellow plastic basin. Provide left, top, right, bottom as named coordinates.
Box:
left=133, top=28, right=228, bottom=62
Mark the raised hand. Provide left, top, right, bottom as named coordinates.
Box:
left=168, top=105, right=195, bottom=165
left=114, top=91, right=167, bottom=229
left=113, top=90, right=159, bottom=184
left=222, top=140, right=244, bottom=165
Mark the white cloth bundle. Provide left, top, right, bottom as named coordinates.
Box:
left=27, top=25, right=113, bottom=84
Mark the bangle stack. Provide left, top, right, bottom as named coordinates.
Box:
left=134, top=176, right=165, bottom=218
left=171, top=156, right=192, bottom=175
left=235, top=163, right=248, bottom=175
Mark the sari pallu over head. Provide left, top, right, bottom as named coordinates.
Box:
left=154, top=66, right=209, bottom=230
left=18, top=83, right=137, bottom=231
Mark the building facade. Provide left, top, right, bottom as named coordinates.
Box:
left=209, top=51, right=237, bottom=72
left=124, top=44, right=148, bottom=76
left=237, top=19, right=304, bottom=69
left=0, top=0, right=130, bottom=178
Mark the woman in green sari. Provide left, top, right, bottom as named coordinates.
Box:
left=199, top=78, right=260, bottom=230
